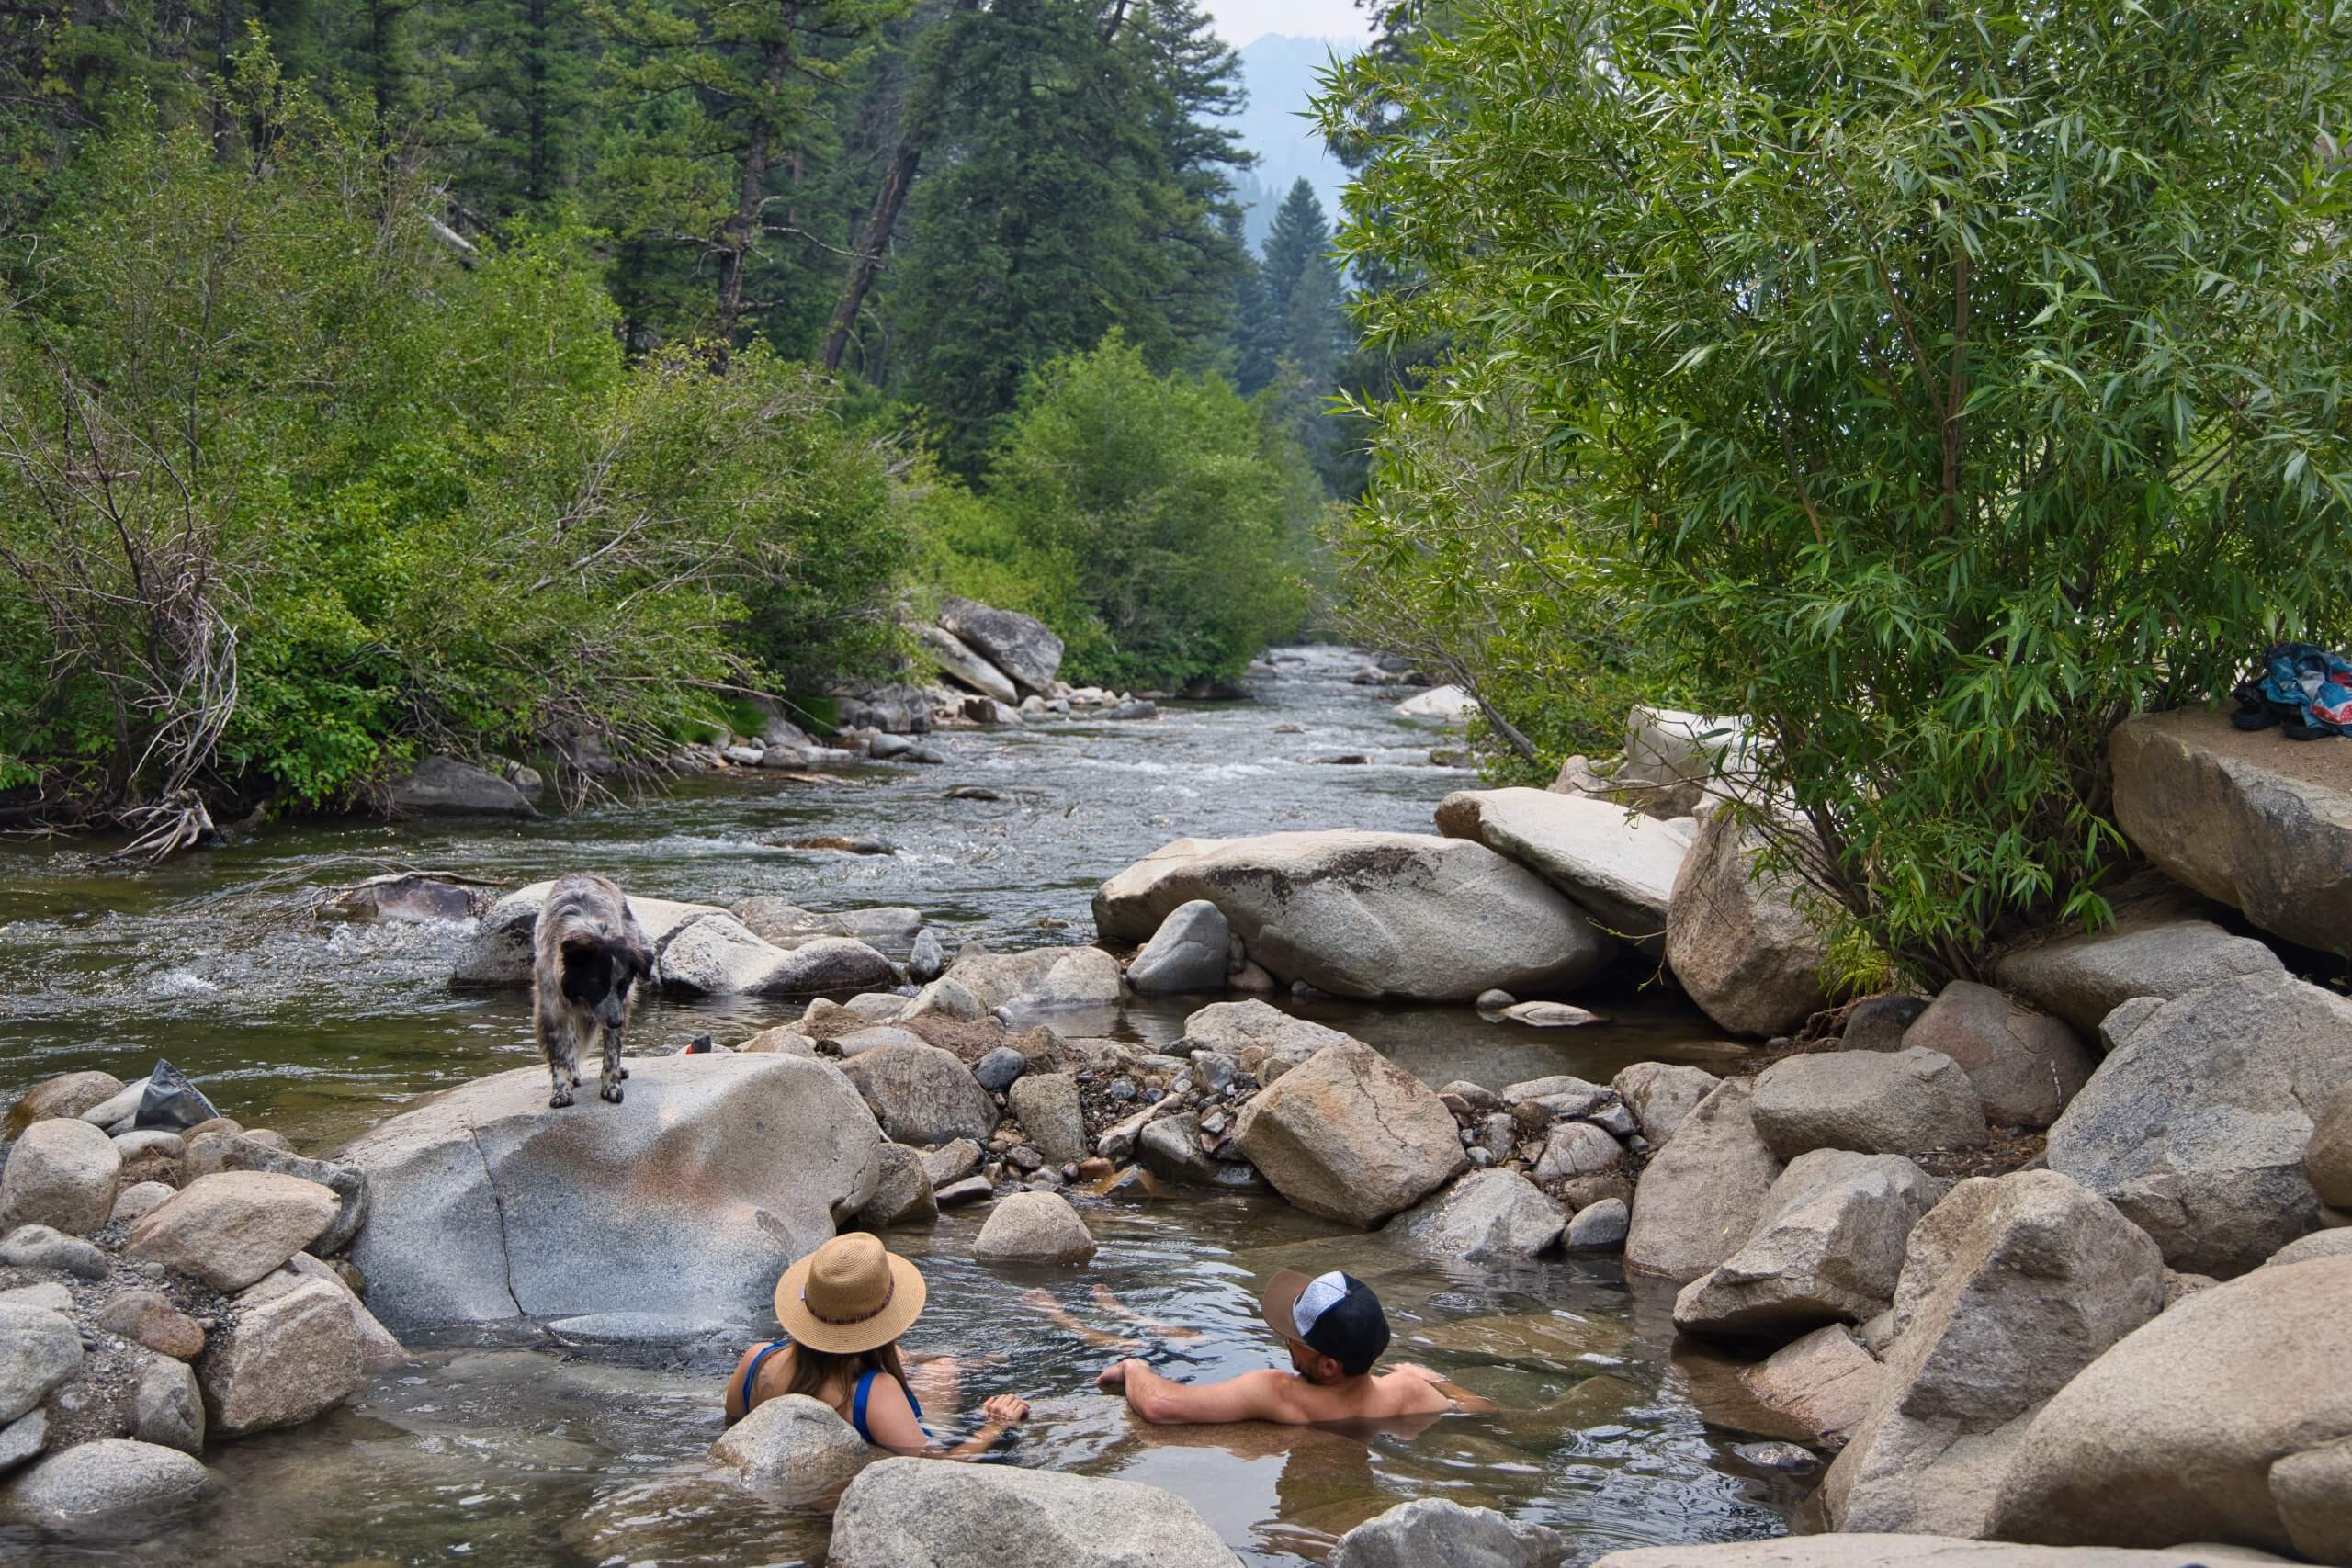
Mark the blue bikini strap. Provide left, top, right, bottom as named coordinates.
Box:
left=849, top=1370, right=926, bottom=1443
left=741, top=1339, right=789, bottom=1412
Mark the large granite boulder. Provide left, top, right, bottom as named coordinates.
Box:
left=972, top=1192, right=1096, bottom=1265
left=1989, top=1253, right=2352, bottom=1561
left=2110, top=707, right=2352, bottom=956
left=1674, top=1150, right=1948, bottom=1339
left=1125, top=900, right=1232, bottom=995
left=1751, top=1048, right=1987, bottom=1159
left=1819, top=1171, right=2166, bottom=1537
left=1612, top=706, right=1753, bottom=818
left=916, top=624, right=1019, bottom=705
left=6, top=1071, right=124, bottom=1137
left=179, top=1132, right=369, bottom=1257
left=711, top=1393, right=874, bottom=1506
left=1232, top=1041, right=1467, bottom=1225
left=2043, top=971, right=2352, bottom=1275
left=937, top=597, right=1064, bottom=695
left=1588, top=1540, right=2291, bottom=1568
left=198, top=1269, right=366, bottom=1437
left=1994, top=914, right=2284, bottom=1036
left=1094, top=830, right=1611, bottom=1002
left=0, top=1439, right=212, bottom=1531
left=840, top=1043, right=1000, bottom=1147
left=0, top=1303, right=82, bottom=1423
left=127, top=1171, right=339, bottom=1292
left=1434, top=787, right=1688, bottom=953
left=385, top=755, right=535, bottom=818
left=1623, top=1077, right=1784, bottom=1283
left=946, top=945, right=1124, bottom=1011
left=1384, top=1169, right=1565, bottom=1263
left=0, top=1118, right=121, bottom=1236
left=450, top=881, right=729, bottom=988
left=1665, top=815, right=1829, bottom=1037
left=1329, top=1497, right=1564, bottom=1568
left=1901, top=982, right=2095, bottom=1129
left=829, top=1457, right=1244, bottom=1568
left=341, top=1055, right=880, bottom=1328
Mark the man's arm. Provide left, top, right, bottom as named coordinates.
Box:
left=1100, top=1359, right=1300, bottom=1426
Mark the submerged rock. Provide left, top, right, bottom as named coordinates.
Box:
left=1329, top=1497, right=1565, bottom=1568
left=712, top=1393, right=874, bottom=1506
left=0, top=1439, right=212, bottom=1532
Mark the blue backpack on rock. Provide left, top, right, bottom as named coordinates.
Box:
left=2232, top=641, right=2352, bottom=739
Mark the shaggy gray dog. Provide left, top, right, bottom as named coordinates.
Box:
left=531, top=873, right=654, bottom=1108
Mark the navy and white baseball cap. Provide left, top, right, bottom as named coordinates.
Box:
left=1261, top=1269, right=1391, bottom=1376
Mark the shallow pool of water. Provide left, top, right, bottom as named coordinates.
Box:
left=0, top=647, right=1793, bottom=1564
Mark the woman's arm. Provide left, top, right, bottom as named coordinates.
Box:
left=861, top=1376, right=1029, bottom=1460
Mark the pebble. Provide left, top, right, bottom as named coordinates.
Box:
left=1733, top=1441, right=1820, bottom=1472
left=972, top=1048, right=1027, bottom=1093
left=933, top=1177, right=992, bottom=1209
left=1107, top=1077, right=1136, bottom=1102
left=1008, top=1146, right=1044, bottom=1172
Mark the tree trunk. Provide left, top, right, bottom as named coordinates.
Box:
left=718, top=41, right=788, bottom=351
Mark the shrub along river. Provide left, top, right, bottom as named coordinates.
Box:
left=0, top=646, right=1801, bottom=1565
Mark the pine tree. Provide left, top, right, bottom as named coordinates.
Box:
left=1226, top=207, right=1278, bottom=397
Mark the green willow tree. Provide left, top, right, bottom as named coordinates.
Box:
left=1328, top=0, right=2352, bottom=979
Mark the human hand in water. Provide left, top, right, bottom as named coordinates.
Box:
left=980, top=1393, right=1030, bottom=1424
left=1095, top=1358, right=1134, bottom=1391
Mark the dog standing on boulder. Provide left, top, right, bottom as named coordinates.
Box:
left=532, top=873, right=654, bottom=1108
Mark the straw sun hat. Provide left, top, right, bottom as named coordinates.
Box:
left=773, top=1233, right=928, bottom=1354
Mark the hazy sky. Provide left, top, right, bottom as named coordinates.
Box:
left=1198, top=0, right=1372, bottom=50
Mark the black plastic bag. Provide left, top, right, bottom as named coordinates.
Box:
left=134, top=1058, right=220, bottom=1131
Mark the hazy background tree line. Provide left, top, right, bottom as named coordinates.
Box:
left=0, top=0, right=1374, bottom=818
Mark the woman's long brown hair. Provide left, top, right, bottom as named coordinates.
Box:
left=781, top=1338, right=910, bottom=1408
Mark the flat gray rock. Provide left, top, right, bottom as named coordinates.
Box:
left=1751, top=1048, right=1986, bottom=1160
left=1436, top=786, right=1687, bottom=953
left=1994, top=913, right=2283, bottom=1035
left=1385, top=1169, right=1564, bottom=1262
left=829, top=1456, right=1242, bottom=1568
left=938, top=597, right=1064, bottom=695
left=1623, top=1078, right=1783, bottom=1283
left=1330, top=1497, right=1566, bottom=1568
left=0, top=1439, right=212, bottom=1532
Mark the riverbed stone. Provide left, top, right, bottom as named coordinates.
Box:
left=937, top=598, right=1064, bottom=696
left=1233, top=1041, right=1466, bottom=1225
left=283, top=1252, right=407, bottom=1372
left=0, top=1410, right=45, bottom=1474
left=1384, top=1169, right=1564, bottom=1262
left=0, top=1118, right=121, bottom=1236
left=712, top=1392, right=875, bottom=1505
left=1674, top=1150, right=1947, bottom=1339
left=128, top=1170, right=339, bottom=1292
left=0, top=1303, right=82, bottom=1423
left=1611, top=1062, right=1719, bottom=1148
left=96, top=1291, right=208, bottom=1361
left=972, top=1191, right=1096, bottom=1265
left=6, top=1072, right=125, bottom=1137
left=916, top=624, right=1019, bottom=705
left=130, top=1356, right=205, bottom=1455
left=1095, top=830, right=1611, bottom=1002
left=1566, top=1197, right=1629, bottom=1250
left=386, top=754, right=536, bottom=818
left=1329, top=1497, right=1565, bottom=1568
left=1136, top=1114, right=1267, bottom=1193
left=853, top=1143, right=938, bottom=1230
left=841, top=1043, right=999, bottom=1147
left=2110, top=707, right=2352, bottom=956
left=1664, top=814, right=1830, bottom=1038
left=1587, top=1540, right=2292, bottom=1567
left=2307, top=1084, right=2352, bottom=1210
left=1177, top=999, right=1354, bottom=1072
left=1993, top=913, right=2284, bottom=1036
left=1989, top=1253, right=2352, bottom=1558
left=1532, top=1122, right=1624, bottom=1183
left=1751, top=1048, right=1987, bottom=1160
left=342, top=1054, right=880, bottom=1327
left=830, top=1455, right=1242, bottom=1568
left=450, top=881, right=731, bottom=988
left=946, top=945, right=1125, bottom=1011
left=1624, top=1077, right=1784, bottom=1283
left=0, top=1438, right=212, bottom=1531
left=2043, top=971, right=2352, bottom=1275
left=1006, top=1074, right=1086, bottom=1166
left=1126, top=900, right=1232, bottom=995
left=198, top=1269, right=366, bottom=1437
left=1740, top=1324, right=1882, bottom=1450
left=920, top=1139, right=982, bottom=1189
left=903, top=976, right=986, bottom=1022
left=76, top=1077, right=150, bottom=1132
left=1842, top=995, right=1929, bottom=1055
left=738, top=1027, right=820, bottom=1058
left=0, top=1224, right=107, bottom=1278
left=1436, top=786, right=1688, bottom=953
left=111, top=1130, right=183, bottom=1188
left=179, top=1132, right=369, bottom=1257
left=1900, top=982, right=2095, bottom=1129
left=1819, top=1170, right=2165, bottom=1538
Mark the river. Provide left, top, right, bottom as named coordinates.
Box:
left=0, top=645, right=1799, bottom=1565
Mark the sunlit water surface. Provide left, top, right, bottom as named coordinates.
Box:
left=0, top=647, right=1793, bottom=1564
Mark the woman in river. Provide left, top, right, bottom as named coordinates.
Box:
left=725, top=1232, right=1031, bottom=1457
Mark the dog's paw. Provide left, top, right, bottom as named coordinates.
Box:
left=548, top=1088, right=575, bottom=1109
left=600, top=1079, right=624, bottom=1104
left=616, top=1064, right=630, bottom=1081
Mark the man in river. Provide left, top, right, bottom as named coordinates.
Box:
left=1095, top=1269, right=1492, bottom=1426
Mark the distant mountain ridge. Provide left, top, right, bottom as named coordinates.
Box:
left=1222, top=33, right=1359, bottom=247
